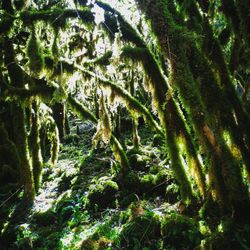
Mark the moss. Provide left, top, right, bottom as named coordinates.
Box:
left=3, top=38, right=35, bottom=203
left=96, top=74, right=163, bottom=135
left=67, top=95, right=97, bottom=124
left=166, top=183, right=180, bottom=203
left=29, top=100, right=43, bottom=193
left=67, top=95, right=129, bottom=175
left=96, top=1, right=145, bottom=47
left=0, top=124, right=20, bottom=180
left=128, top=153, right=150, bottom=170
left=152, top=133, right=164, bottom=146
left=92, top=94, right=112, bottom=147
left=81, top=238, right=98, bottom=250
left=120, top=193, right=139, bottom=208
left=120, top=212, right=161, bottom=249
left=87, top=178, right=119, bottom=210
left=51, top=27, right=59, bottom=62
left=14, top=0, right=29, bottom=10
left=50, top=123, right=59, bottom=165
left=123, top=171, right=140, bottom=192
left=26, top=25, right=44, bottom=76
left=83, top=51, right=112, bottom=67
left=20, top=8, right=94, bottom=26
left=161, top=214, right=202, bottom=250
left=4, top=84, right=57, bottom=102
left=42, top=116, right=59, bottom=165
left=32, top=209, right=56, bottom=226
left=110, top=135, right=130, bottom=176
left=62, top=134, right=80, bottom=144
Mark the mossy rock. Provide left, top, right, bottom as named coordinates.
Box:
left=129, top=153, right=151, bottom=170
left=120, top=193, right=139, bottom=208
left=120, top=212, right=161, bottom=249
left=161, top=214, right=202, bottom=250
left=87, top=177, right=118, bottom=210
left=32, top=209, right=56, bottom=226
left=123, top=171, right=140, bottom=192
left=139, top=173, right=156, bottom=194
left=139, top=169, right=172, bottom=195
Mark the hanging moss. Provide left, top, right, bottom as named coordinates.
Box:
left=68, top=94, right=97, bottom=124
left=121, top=46, right=167, bottom=123
left=92, top=93, right=112, bottom=147
left=122, top=46, right=206, bottom=198
left=13, top=104, right=36, bottom=203
left=51, top=27, right=59, bottom=62
left=26, top=25, right=44, bottom=76
left=67, top=95, right=130, bottom=174
left=48, top=117, right=60, bottom=165
left=96, top=77, right=163, bottom=135
left=29, top=100, right=43, bottom=193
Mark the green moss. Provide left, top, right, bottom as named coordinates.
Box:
left=67, top=95, right=97, bottom=124
left=128, top=153, right=150, bottom=170
left=97, top=75, right=163, bottom=135
left=0, top=124, right=20, bottom=180
left=96, top=1, right=145, bottom=47
left=87, top=178, right=119, bottom=210
left=14, top=0, right=29, bottom=10
left=26, top=25, right=44, bottom=76
left=161, top=213, right=202, bottom=249
left=123, top=171, right=140, bottom=192
left=20, top=8, right=94, bottom=26
left=110, top=135, right=130, bottom=176
left=120, top=212, right=160, bottom=249
left=83, top=51, right=112, bottom=67
left=67, top=95, right=129, bottom=175
left=29, top=100, right=43, bottom=193
left=32, top=209, right=56, bottom=226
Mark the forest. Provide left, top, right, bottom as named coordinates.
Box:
left=0, top=0, right=249, bottom=249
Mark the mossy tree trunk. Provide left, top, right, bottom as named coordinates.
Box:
left=52, top=103, right=66, bottom=140
left=129, top=70, right=140, bottom=148
left=29, top=100, right=43, bottom=193
left=135, top=0, right=249, bottom=213
left=3, top=38, right=35, bottom=204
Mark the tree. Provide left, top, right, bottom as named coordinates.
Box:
left=0, top=0, right=249, bottom=218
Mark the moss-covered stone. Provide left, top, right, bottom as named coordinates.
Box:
left=120, top=212, right=161, bottom=249
left=32, top=209, right=56, bottom=226
left=128, top=153, right=151, bottom=170
left=161, top=213, right=202, bottom=250
left=123, top=171, right=140, bottom=192
left=87, top=177, right=118, bottom=210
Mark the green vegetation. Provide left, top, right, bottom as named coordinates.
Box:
left=0, top=0, right=249, bottom=249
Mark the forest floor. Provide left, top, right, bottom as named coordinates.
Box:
left=0, top=119, right=249, bottom=249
